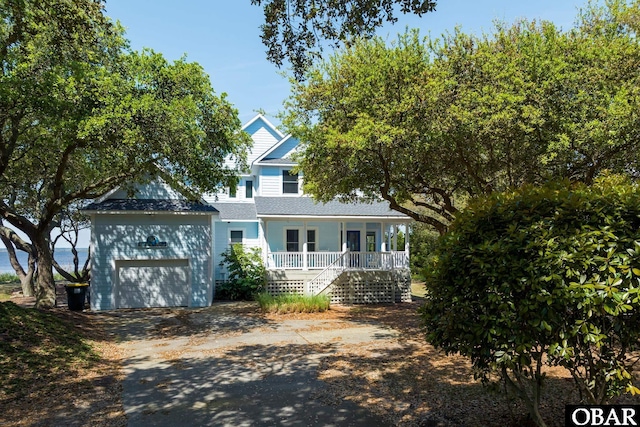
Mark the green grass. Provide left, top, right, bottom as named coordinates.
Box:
left=0, top=282, right=17, bottom=301
left=411, top=281, right=427, bottom=298
left=0, top=272, right=19, bottom=284
left=256, top=293, right=331, bottom=314
left=0, top=301, right=99, bottom=401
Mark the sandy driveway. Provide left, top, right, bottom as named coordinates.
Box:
left=109, top=303, right=399, bottom=426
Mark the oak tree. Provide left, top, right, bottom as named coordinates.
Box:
left=251, top=0, right=437, bottom=79
left=284, top=0, right=640, bottom=233
left=1, top=0, right=251, bottom=307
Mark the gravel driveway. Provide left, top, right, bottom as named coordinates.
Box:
left=110, top=303, right=398, bottom=427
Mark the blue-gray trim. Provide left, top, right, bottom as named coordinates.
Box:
left=83, top=199, right=218, bottom=213
left=254, top=197, right=409, bottom=218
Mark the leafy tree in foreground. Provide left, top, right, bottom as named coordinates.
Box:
left=217, top=244, right=266, bottom=300
left=284, top=0, right=640, bottom=234
left=0, top=0, right=251, bottom=308
left=420, top=176, right=640, bottom=427
left=251, top=0, right=437, bottom=79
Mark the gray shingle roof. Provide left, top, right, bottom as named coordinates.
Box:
left=254, top=197, right=409, bottom=218
left=209, top=202, right=257, bottom=221
left=258, top=158, right=297, bottom=165
left=83, top=199, right=218, bottom=213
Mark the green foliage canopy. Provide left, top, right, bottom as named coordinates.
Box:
left=420, top=176, right=640, bottom=426
left=284, top=0, right=640, bottom=234
left=251, top=0, right=437, bottom=79
left=0, top=0, right=251, bottom=307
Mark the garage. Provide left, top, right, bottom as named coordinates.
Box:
left=83, top=179, right=217, bottom=310
left=116, top=259, right=190, bottom=309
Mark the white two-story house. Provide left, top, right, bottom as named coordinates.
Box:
left=84, top=115, right=412, bottom=310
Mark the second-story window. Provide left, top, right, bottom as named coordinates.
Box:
left=230, top=230, right=243, bottom=244
left=229, top=182, right=237, bottom=198
left=246, top=180, right=253, bottom=198
left=282, top=170, right=298, bottom=194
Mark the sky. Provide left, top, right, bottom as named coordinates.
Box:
left=103, top=0, right=587, bottom=126
left=4, top=0, right=589, bottom=251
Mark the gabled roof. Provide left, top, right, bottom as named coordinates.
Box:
left=258, top=158, right=297, bottom=166
left=254, top=134, right=298, bottom=164
left=210, top=202, right=257, bottom=221
left=242, top=114, right=284, bottom=140
left=254, top=197, right=410, bottom=219
left=95, top=170, right=204, bottom=204
left=83, top=199, right=218, bottom=214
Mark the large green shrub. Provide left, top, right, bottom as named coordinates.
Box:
left=217, top=244, right=266, bottom=300
left=420, top=176, right=640, bottom=427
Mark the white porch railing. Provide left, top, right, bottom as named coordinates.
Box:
left=267, top=251, right=409, bottom=270
left=267, top=251, right=343, bottom=269
left=306, top=252, right=349, bottom=295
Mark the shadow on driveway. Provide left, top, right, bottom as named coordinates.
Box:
left=112, top=303, right=391, bottom=427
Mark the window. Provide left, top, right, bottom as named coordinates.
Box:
left=307, top=229, right=316, bottom=252
left=245, top=180, right=253, bottom=198
left=286, top=229, right=299, bottom=252
left=366, top=232, right=376, bottom=252
left=230, top=230, right=243, bottom=244
left=229, top=183, right=237, bottom=198
left=282, top=170, right=298, bottom=194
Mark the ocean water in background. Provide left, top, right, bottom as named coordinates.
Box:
left=0, top=248, right=89, bottom=274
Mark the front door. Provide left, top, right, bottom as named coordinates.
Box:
left=347, top=231, right=360, bottom=252
left=347, top=230, right=360, bottom=267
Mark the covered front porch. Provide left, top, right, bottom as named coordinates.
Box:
left=253, top=197, right=413, bottom=303
left=260, top=219, right=410, bottom=271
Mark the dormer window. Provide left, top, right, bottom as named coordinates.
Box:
left=229, top=183, right=237, bottom=198
left=282, top=170, right=298, bottom=194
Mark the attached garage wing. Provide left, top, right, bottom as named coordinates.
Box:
left=116, top=259, right=190, bottom=309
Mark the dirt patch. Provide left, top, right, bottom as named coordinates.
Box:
left=7, top=289, right=640, bottom=427
left=1, top=306, right=126, bottom=427
left=311, top=302, right=640, bottom=427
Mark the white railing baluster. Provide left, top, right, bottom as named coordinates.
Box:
left=267, top=251, right=409, bottom=271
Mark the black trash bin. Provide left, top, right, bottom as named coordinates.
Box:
left=65, top=283, right=89, bottom=311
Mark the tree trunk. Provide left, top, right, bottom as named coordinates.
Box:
left=20, top=253, right=36, bottom=297
left=33, top=233, right=56, bottom=309
left=0, top=229, right=36, bottom=296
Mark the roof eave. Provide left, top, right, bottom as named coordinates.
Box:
left=82, top=210, right=218, bottom=216
left=256, top=214, right=411, bottom=221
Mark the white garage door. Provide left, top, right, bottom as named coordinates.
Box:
left=116, top=259, right=190, bottom=309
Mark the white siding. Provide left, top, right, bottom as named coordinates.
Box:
left=202, top=176, right=256, bottom=204
left=224, top=116, right=283, bottom=170
left=248, top=127, right=281, bottom=165
left=259, top=166, right=281, bottom=197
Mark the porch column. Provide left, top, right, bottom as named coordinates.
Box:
left=260, top=219, right=268, bottom=267
left=380, top=222, right=386, bottom=252
left=303, top=221, right=308, bottom=270
left=405, top=222, right=410, bottom=269
left=405, top=223, right=410, bottom=253
left=341, top=221, right=347, bottom=252
left=393, top=225, right=398, bottom=251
